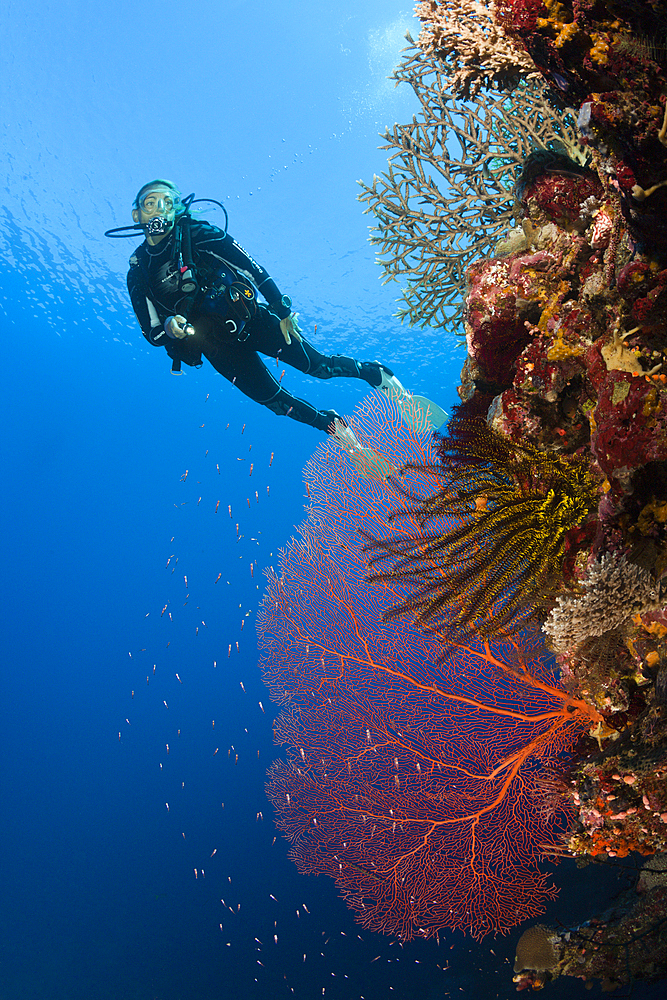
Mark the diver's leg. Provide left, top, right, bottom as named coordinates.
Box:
left=201, top=334, right=339, bottom=432
left=261, top=389, right=339, bottom=432
left=243, top=308, right=395, bottom=384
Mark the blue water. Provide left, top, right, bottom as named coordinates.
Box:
left=1, top=2, right=662, bottom=998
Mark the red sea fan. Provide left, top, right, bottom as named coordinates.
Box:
left=257, top=395, right=601, bottom=940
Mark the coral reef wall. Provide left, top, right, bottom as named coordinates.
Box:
left=259, top=0, right=667, bottom=987
left=388, top=0, right=667, bottom=990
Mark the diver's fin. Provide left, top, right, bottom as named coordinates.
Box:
left=329, top=416, right=363, bottom=452
left=375, top=369, right=448, bottom=433
left=376, top=369, right=412, bottom=406
left=329, top=417, right=397, bottom=482
left=410, top=394, right=449, bottom=431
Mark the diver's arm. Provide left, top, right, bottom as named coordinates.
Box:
left=191, top=222, right=292, bottom=318
left=127, top=265, right=171, bottom=346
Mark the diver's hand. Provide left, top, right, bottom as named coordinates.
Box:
left=165, top=315, right=195, bottom=339
left=279, top=312, right=303, bottom=345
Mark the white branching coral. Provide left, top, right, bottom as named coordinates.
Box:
left=415, top=0, right=540, bottom=97
left=543, top=554, right=664, bottom=653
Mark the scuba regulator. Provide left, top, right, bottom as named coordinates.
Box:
left=104, top=192, right=228, bottom=241
left=144, top=216, right=173, bottom=238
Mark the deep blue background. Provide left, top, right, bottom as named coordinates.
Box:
left=0, top=2, right=660, bottom=998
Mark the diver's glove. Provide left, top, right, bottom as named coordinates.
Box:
left=279, top=312, right=303, bottom=345
left=165, top=315, right=195, bottom=339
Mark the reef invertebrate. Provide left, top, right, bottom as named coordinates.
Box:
left=414, top=0, right=540, bottom=96
left=256, top=0, right=667, bottom=965
left=513, top=884, right=667, bottom=992
left=358, top=40, right=581, bottom=332
left=544, top=553, right=664, bottom=653
left=258, top=396, right=601, bottom=941
left=497, top=0, right=667, bottom=248
left=567, top=757, right=667, bottom=860
left=365, top=417, right=599, bottom=637
left=513, top=923, right=560, bottom=984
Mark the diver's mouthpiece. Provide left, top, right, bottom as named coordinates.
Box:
left=145, top=216, right=172, bottom=236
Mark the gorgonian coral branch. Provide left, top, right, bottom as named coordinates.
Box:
left=258, top=396, right=601, bottom=941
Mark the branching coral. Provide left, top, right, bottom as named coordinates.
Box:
left=544, top=553, right=664, bottom=653
left=258, top=396, right=601, bottom=941
left=358, top=41, right=581, bottom=332
left=414, top=0, right=541, bottom=96
left=364, top=417, right=599, bottom=637
left=562, top=628, right=636, bottom=714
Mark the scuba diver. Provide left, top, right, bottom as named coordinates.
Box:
left=120, top=179, right=412, bottom=442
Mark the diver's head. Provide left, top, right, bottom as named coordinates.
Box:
left=132, top=179, right=185, bottom=243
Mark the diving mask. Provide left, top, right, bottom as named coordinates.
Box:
left=139, top=191, right=176, bottom=213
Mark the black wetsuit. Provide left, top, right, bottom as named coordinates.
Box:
left=127, top=219, right=381, bottom=431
